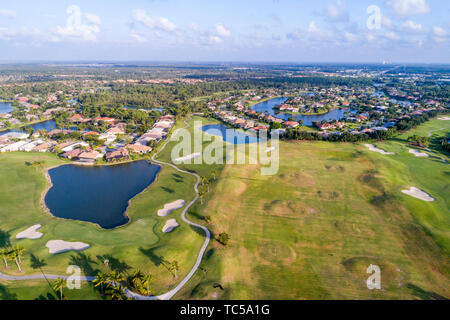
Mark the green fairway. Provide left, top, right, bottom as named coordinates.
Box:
left=169, top=117, right=449, bottom=300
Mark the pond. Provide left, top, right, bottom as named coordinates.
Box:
left=251, top=97, right=350, bottom=126
left=2, top=120, right=58, bottom=134
left=0, top=102, right=14, bottom=113
left=45, top=160, right=161, bottom=229
left=201, top=124, right=259, bottom=144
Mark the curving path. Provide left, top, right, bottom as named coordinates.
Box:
left=127, top=118, right=211, bottom=300
left=0, top=118, right=212, bottom=300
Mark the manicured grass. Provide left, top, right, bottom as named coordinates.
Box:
left=169, top=117, right=449, bottom=300
left=1, top=116, right=448, bottom=300
left=0, top=149, right=204, bottom=299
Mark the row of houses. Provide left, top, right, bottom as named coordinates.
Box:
left=0, top=114, right=176, bottom=164
left=134, top=115, right=174, bottom=146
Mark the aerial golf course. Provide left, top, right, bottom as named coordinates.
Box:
left=0, top=116, right=449, bottom=300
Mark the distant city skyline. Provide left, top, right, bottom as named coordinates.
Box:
left=0, top=0, right=449, bottom=63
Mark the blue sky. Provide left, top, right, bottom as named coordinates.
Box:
left=0, top=0, right=449, bottom=63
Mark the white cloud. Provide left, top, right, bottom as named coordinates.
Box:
left=325, top=0, right=348, bottom=21
left=385, top=31, right=400, bottom=40
left=386, top=0, right=430, bottom=17
left=0, top=8, right=16, bottom=18
left=51, top=5, right=101, bottom=42
left=401, top=20, right=423, bottom=32
left=129, top=32, right=148, bottom=43
left=0, top=27, right=16, bottom=40
left=52, top=24, right=100, bottom=42
left=188, top=22, right=200, bottom=31
left=215, top=23, right=231, bottom=38
left=209, top=35, right=222, bottom=44
left=85, top=13, right=101, bottom=26
left=132, top=9, right=177, bottom=32
left=344, top=32, right=358, bottom=42
left=433, top=26, right=448, bottom=37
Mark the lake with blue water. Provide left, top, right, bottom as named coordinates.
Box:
left=251, top=97, right=350, bottom=126
left=201, top=124, right=259, bottom=144
left=45, top=160, right=161, bottom=229
left=0, top=102, right=13, bottom=113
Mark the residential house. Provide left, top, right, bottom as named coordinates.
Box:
left=105, top=147, right=129, bottom=162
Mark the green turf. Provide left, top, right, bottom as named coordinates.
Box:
left=0, top=148, right=204, bottom=299
left=0, top=116, right=449, bottom=300
left=170, top=116, right=450, bottom=300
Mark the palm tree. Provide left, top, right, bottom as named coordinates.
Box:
left=14, top=246, right=25, bottom=264
left=129, top=269, right=144, bottom=289
left=141, top=274, right=152, bottom=296
left=198, top=189, right=205, bottom=205
left=107, top=270, right=124, bottom=288
left=93, top=272, right=108, bottom=296
left=0, top=248, right=10, bottom=268
left=168, top=260, right=179, bottom=279
left=204, top=178, right=210, bottom=193
left=52, top=278, right=66, bottom=300
left=9, top=249, right=22, bottom=272
left=109, top=284, right=126, bottom=300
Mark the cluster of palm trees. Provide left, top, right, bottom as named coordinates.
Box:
left=0, top=245, right=26, bottom=272
left=92, top=269, right=152, bottom=300
left=198, top=172, right=216, bottom=205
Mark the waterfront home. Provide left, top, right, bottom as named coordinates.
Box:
left=77, top=151, right=102, bottom=163
left=61, top=148, right=84, bottom=159
left=284, top=121, right=300, bottom=128
left=105, top=147, right=129, bottom=162
left=0, top=113, right=11, bottom=119
left=126, top=144, right=152, bottom=154
left=33, top=141, right=55, bottom=153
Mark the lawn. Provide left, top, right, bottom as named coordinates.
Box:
left=169, top=116, right=449, bottom=300
left=0, top=146, right=204, bottom=299
left=0, top=116, right=449, bottom=300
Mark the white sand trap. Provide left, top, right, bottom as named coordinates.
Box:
left=409, top=149, right=429, bottom=157
left=157, top=199, right=186, bottom=217
left=402, top=187, right=434, bottom=202
left=174, top=152, right=201, bottom=163
left=438, top=116, right=450, bottom=120
left=46, top=240, right=90, bottom=254
left=266, top=147, right=276, bottom=153
left=162, top=219, right=179, bottom=233
left=16, top=224, right=43, bottom=240
left=365, top=144, right=394, bottom=155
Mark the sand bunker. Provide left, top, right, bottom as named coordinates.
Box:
left=364, top=144, right=394, bottom=155
left=401, top=187, right=435, bottom=202
left=409, top=149, right=429, bottom=157
left=162, top=219, right=179, bottom=233
left=438, top=116, right=450, bottom=120
left=266, top=147, right=276, bottom=153
left=174, top=152, right=201, bottom=162
left=157, top=199, right=186, bottom=217
left=16, top=224, right=43, bottom=240
left=46, top=240, right=90, bottom=254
